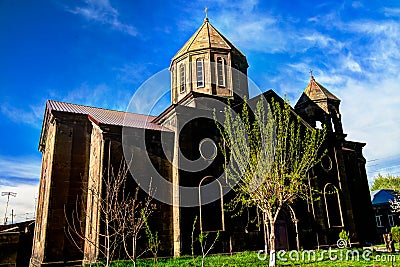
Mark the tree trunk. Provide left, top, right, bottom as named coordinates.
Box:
left=105, top=219, right=110, bottom=267
left=269, top=219, right=276, bottom=267
left=263, top=212, right=269, bottom=253
left=133, top=235, right=137, bottom=267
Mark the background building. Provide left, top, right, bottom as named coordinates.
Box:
left=371, top=189, right=400, bottom=241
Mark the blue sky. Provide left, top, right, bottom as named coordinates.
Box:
left=1, top=0, right=400, bottom=221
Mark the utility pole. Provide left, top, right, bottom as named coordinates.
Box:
left=2, top=192, right=17, bottom=225
left=11, top=209, right=15, bottom=224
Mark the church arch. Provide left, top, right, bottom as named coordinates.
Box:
left=198, top=176, right=225, bottom=232
left=323, top=183, right=344, bottom=228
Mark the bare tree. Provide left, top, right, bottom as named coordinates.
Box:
left=216, top=97, right=325, bottom=267
left=119, top=180, right=155, bottom=267
left=65, top=162, right=155, bottom=267
left=65, top=164, right=127, bottom=266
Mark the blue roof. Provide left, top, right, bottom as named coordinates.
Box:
left=370, top=189, right=399, bottom=205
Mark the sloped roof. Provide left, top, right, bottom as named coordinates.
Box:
left=302, top=76, right=340, bottom=102
left=309, top=76, right=339, bottom=101
left=172, top=18, right=245, bottom=61
left=370, top=189, right=399, bottom=205
left=46, top=100, right=170, bottom=131
left=295, top=75, right=340, bottom=113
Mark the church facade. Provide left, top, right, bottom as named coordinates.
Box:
left=30, top=18, right=376, bottom=266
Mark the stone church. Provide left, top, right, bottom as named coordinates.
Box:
left=30, top=18, right=376, bottom=266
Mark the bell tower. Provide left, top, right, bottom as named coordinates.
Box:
left=170, top=18, right=249, bottom=104
left=294, top=74, right=343, bottom=133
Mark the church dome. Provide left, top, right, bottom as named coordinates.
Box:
left=170, top=18, right=249, bottom=104
left=171, top=18, right=247, bottom=64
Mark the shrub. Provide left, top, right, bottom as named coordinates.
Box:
left=339, top=230, right=350, bottom=247
left=391, top=226, right=400, bottom=247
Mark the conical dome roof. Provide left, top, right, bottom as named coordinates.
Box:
left=172, top=18, right=246, bottom=62
left=295, top=75, right=340, bottom=114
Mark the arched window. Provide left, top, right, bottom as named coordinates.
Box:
left=199, top=176, right=224, bottom=232
left=180, top=64, right=185, bottom=93
left=324, top=183, right=344, bottom=228
left=196, top=58, right=204, bottom=87
left=216, top=57, right=226, bottom=87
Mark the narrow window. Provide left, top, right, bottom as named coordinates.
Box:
left=199, top=176, right=224, bottom=232
left=217, top=57, right=225, bottom=87
left=388, top=214, right=395, bottom=227
left=376, top=215, right=383, bottom=227
left=324, top=183, right=344, bottom=228
left=196, top=59, right=204, bottom=87
left=180, top=64, right=185, bottom=93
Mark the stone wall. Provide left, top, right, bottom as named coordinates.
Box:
left=31, top=112, right=92, bottom=266
left=31, top=114, right=56, bottom=266
left=83, top=123, right=104, bottom=263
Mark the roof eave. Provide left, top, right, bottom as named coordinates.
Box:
left=38, top=101, right=52, bottom=152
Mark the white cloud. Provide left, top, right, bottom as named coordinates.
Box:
left=315, top=72, right=345, bottom=85
left=69, top=0, right=137, bottom=36
left=352, top=1, right=363, bottom=9
left=341, top=53, right=362, bottom=73
left=339, top=76, right=400, bottom=162
left=343, top=21, right=400, bottom=75
left=383, top=7, right=400, bottom=17
left=300, top=33, right=336, bottom=49
left=114, top=63, right=154, bottom=85
left=198, top=4, right=345, bottom=56
left=367, top=156, right=400, bottom=181
left=1, top=104, right=44, bottom=129
left=307, top=18, right=400, bottom=176
left=0, top=156, right=41, bottom=180
left=214, top=13, right=285, bottom=53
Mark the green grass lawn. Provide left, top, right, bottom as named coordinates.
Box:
left=89, top=248, right=400, bottom=267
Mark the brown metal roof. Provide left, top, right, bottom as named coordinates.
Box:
left=47, top=100, right=171, bottom=131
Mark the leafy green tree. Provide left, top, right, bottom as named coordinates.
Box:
left=190, top=215, right=220, bottom=267
left=371, top=174, right=400, bottom=191
left=391, top=226, right=400, bottom=248
left=144, top=216, right=160, bottom=267
left=216, top=97, right=325, bottom=267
